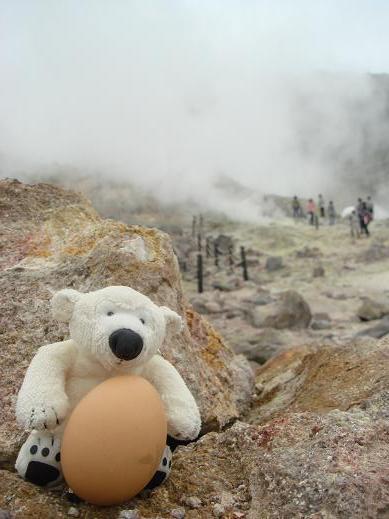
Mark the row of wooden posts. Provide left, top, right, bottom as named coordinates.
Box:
left=196, top=246, right=249, bottom=293
left=191, top=214, right=249, bottom=293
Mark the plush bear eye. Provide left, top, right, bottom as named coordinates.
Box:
left=140, top=318, right=145, bottom=324
left=107, top=311, right=114, bottom=316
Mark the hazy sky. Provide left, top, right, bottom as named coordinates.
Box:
left=1, top=1, right=389, bottom=211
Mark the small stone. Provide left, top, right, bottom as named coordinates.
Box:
left=311, top=313, right=332, bottom=330
left=67, top=508, right=80, bottom=518
left=204, top=301, right=222, bottom=314
left=253, top=294, right=272, bottom=306
left=170, top=508, right=186, bottom=518
left=213, top=503, right=225, bottom=517
left=255, top=382, right=264, bottom=393
left=118, top=510, right=140, bottom=519
left=266, top=256, right=283, bottom=272
left=183, top=496, right=202, bottom=509
left=313, top=265, right=325, bottom=278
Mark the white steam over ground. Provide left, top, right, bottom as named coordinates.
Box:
left=1, top=1, right=389, bottom=219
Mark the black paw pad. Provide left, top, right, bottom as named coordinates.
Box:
left=25, top=461, right=60, bottom=487
left=65, top=490, right=84, bottom=504
left=144, top=470, right=168, bottom=490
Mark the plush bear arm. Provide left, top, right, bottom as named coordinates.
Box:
left=16, top=340, right=76, bottom=432
left=142, top=355, right=201, bottom=440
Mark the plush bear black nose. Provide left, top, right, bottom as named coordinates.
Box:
left=109, top=329, right=143, bottom=361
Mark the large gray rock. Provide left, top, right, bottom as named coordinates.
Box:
left=250, top=290, right=311, bottom=329
left=357, top=297, right=389, bottom=321
left=241, top=328, right=287, bottom=364
left=213, top=234, right=234, bottom=255
left=0, top=179, right=253, bottom=469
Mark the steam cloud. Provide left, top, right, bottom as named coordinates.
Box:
left=1, top=1, right=388, bottom=218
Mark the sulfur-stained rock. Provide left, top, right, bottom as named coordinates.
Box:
left=249, top=337, right=389, bottom=425
left=0, top=179, right=253, bottom=468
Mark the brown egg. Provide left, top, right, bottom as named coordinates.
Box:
left=61, top=375, right=167, bottom=506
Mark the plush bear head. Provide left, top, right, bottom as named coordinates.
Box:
left=51, top=286, right=183, bottom=370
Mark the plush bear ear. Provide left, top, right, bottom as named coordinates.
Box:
left=51, top=289, right=81, bottom=323
left=161, top=306, right=183, bottom=335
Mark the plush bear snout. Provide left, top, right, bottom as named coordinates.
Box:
left=109, top=329, right=144, bottom=361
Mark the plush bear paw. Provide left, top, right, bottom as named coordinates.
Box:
left=168, top=412, right=201, bottom=441
left=145, top=445, right=172, bottom=490
left=17, top=398, right=69, bottom=431
left=15, top=432, right=63, bottom=487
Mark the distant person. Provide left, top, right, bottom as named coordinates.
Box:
left=360, top=202, right=371, bottom=236
left=307, top=199, right=316, bottom=226
left=357, top=198, right=364, bottom=232
left=349, top=210, right=360, bottom=238
left=328, top=201, right=336, bottom=225
left=366, top=196, right=374, bottom=220
left=318, top=194, right=325, bottom=218
left=292, top=196, right=301, bottom=219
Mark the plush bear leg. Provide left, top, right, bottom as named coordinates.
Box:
left=17, top=433, right=173, bottom=491
left=15, top=431, right=63, bottom=487
left=144, top=444, right=172, bottom=490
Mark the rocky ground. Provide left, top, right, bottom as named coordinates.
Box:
left=0, top=178, right=388, bottom=518
left=182, top=216, right=389, bottom=366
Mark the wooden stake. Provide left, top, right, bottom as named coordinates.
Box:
left=197, top=254, right=203, bottom=293
left=240, top=246, right=248, bottom=281
left=214, top=242, right=220, bottom=267
left=192, top=216, right=197, bottom=238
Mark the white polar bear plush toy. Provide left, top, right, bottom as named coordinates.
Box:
left=15, top=285, right=201, bottom=489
